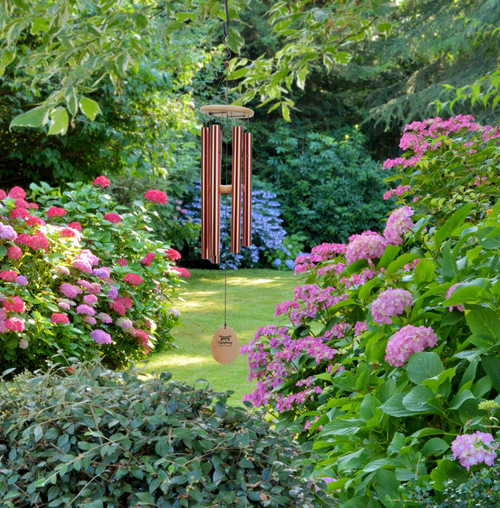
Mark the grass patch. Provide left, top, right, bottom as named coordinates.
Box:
left=140, top=269, right=299, bottom=404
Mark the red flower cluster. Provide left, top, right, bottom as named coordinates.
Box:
left=47, top=206, right=67, bottom=219
left=0, top=270, right=18, bottom=282
left=8, top=186, right=26, bottom=199
left=141, top=252, right=156, bottom=266
left=15, top=232, right=50, bottom=251
left=172, top=266, right=190, bottom=278
left=109, top=301, right=127, bottom=316
left=5, top=317, right=25, bottom=332
left=11, top=208, right=29, bottom=220
left=145, top=190, right=167, bottom=204
left=93, top=176, right=111, bottom=188
left=51, top=313, right=70, bottom=324
left=60, top=228, right=76, bottom=238
left=26, top=216, right=45, bottom=227
left=124, top=273, right=143, bottom=286
left=104, top=213, right=121, bottom=224
left=3, top=296, right=26, bottom=313
left=117, top=258, right=128, bottom=266
left=68, top=221, right=82, bottom=230
left=115, top=296, right=134, bottom=310
left=7, top=246, right=23, bottom=260
left=165, top=248, right=181, bottom=261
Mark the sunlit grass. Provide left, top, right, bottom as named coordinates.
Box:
left=139, top=269, right=300, bottom=405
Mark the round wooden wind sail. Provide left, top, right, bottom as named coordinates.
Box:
left=211, top=326, right=239, bottom=365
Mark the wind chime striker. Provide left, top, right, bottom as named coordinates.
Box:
left=200, top=14, right=254, bottom=364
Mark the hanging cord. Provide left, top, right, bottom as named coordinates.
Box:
left=222, top=0, right=231, bottom=330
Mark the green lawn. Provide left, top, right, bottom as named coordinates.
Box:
left=139, top=269, right=299, bottom=404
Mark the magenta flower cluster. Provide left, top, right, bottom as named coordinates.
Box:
left=372, top=288, right=412, bottom=325
left=275, top=284, right=348, bottom=325
left=385, top=325, right=438, bottom=367
left=451, top=432, right=498, bottom=471
left=241, top=325, right=337, bottom=410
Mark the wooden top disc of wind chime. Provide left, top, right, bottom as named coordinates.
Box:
left=200, top=104, right=254, bottom=118
left=211, top=326, right=239, bottom=364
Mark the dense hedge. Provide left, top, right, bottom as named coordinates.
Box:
left=0, top=363, right=332, bottom=507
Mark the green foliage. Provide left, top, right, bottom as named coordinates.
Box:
left=229, top=0, right=394, bottom=117
left=242, top=116, right=500, bottom=504
left=0, top=362, right=329, bottom=507
left=265, top=124, right=390, bottom=245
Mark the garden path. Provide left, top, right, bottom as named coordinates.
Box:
left=139, top=269, right=298, bottom=403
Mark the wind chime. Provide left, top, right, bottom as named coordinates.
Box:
left=200, top=0, right=253, bottom=365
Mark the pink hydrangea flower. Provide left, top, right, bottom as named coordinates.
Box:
left=172, top=266, right=190, bottom=277
left=26, top=216, right=45, bottom=227
left=51, top=313, right=69, bottom=324
left=117, top=259, right=128, bottom=266
left=72, top=258, right=92, bottom=273
left=372, top=288, right=413, bottom=325
left=47, top=206, right=67, bottom=218
left=14, top=198, right=29, bottom=208
left=141, top=252, right=156, bottom=266
left=0, top=189, right=6, bottom=200
left=124, top=273, right=143, bottom=286
left=109, top=301, right=127, bottom=316
left=90, top=329, right=112, bottom=344
left=68, top=221, right=82, bottom=230
left=0, top=270, right=18, bottom=282
left=7, top=246, right=22, bottom=260
left=115, top=296, right=133, bottom=309
left=3, top=297, right=26, bottom=313
left=96, top=312, right=113, bottom=324
left=11, top=207, right=29, bottom=220
left=83, top=316, right=97, bottom=325
left=83, top=294, right=98, bottom=305
left=76, top=304, right=95, bottom=316
left=116, top=317, right=133, bottom=330
left=8, top=186, right=26, bottom=199
left=145, top=189, right=167, bottom=204
left=384, top=206, right=414, bottom=245
left=104, top=213, right=121, bottom=224
left=56, top=266, right=71, bottom=276
left=451, top=432, right=498, bottom=471
left=80, top=249, right=99, bottom=266
left=60, top=283, right=82, bottom=299
left=0, top=225, right=18, bottom=241
left=165, top=248, right=181, bottom=261
left=93, top=176, right=111, bottom=188
left=5, top=317, right=25, bottom=332
left=345, top=231, right=387, bottom=265
left=385, top=325, right=438, bottom=367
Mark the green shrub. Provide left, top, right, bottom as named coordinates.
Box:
left=0, top=180, right=183, bottom=372
left=0, top=362, right=331, bottom=507
left=265, top=125, right=391, bottom=246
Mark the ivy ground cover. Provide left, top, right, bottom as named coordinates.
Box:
left=242, top=115, right=500, bottom=506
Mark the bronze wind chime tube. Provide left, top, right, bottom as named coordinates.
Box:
left=209, top=124, right=222, bottom=264
left=231, top=125, right=243, bottom=254
left=242, top=132, right=253, bottom=247
left=201, top=127, right=210, bottom=260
